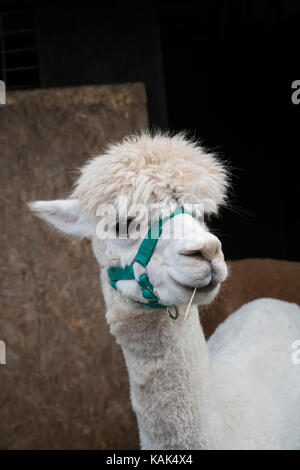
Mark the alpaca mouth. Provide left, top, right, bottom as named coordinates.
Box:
left=170, top=276, right=218, bottom=294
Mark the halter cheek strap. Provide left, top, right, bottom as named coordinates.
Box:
left=107, top=207, right=194, bottom=319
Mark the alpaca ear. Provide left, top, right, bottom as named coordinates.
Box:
left=28, top=199, right=94, bottom=239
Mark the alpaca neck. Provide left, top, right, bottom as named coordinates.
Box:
left=106, top=302, right=230, bottom=449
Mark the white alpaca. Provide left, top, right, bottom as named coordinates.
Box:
left=29, top=133, right=300, bottom=450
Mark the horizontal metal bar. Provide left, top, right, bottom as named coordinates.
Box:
left=3, top=28, right=34, bottom=36
left=4, top=46, right=37, bottom=54
left=5, top=65, right=39, bottom=72
left=1, top=9, right=31, bottom=17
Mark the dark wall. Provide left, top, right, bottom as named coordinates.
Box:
left=159, top=0, right=300, bottom=262
left=35, top=1, right=167, bottom=128
left=0, top=0, right=299, bottom=262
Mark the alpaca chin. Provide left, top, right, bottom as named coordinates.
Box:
left=194, top=283, right=221, bottom=305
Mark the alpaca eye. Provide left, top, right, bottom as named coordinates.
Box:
left=197, top=212, right=207, bottom=224
left=115, top=218, right=134, bottom=237
left=195, top=211, right=205, bottom=224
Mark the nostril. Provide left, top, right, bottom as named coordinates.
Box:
left=180, top=249, right=203, bottom=257
left=182, top=239, right=204, bottom=254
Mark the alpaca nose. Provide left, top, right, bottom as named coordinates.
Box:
left=181, top=234, right=221, bottom=261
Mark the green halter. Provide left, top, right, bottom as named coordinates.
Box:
left=107, top=207, right=194, bottom=319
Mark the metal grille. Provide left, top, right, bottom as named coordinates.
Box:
left=0, top=2, right=39, bottom=90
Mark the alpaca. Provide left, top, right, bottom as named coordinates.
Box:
left=29, top=132, right=300, bottom=450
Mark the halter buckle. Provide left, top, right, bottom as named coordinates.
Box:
left=166, top=305, right=179, bottom=320
left=145, top=287, right=179, bottom=320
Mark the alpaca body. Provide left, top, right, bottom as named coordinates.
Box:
left=208, top=297, right=300, bottom=450
left=108, top=296, right=300, bottom=450
left=29, top=132, right=300, bottom=450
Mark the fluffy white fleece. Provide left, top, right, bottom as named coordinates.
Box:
left=71, top=131, right=229, bottom=216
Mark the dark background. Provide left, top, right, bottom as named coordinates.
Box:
left=0, top=0, right=299, bottom=262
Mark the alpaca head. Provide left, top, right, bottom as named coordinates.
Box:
left=29, top=133, right=229, bottom=309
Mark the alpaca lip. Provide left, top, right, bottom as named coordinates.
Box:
left=171, top=276, right=218, bottom=293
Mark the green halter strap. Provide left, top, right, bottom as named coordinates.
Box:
left=107, top=207, right=194, bottom=316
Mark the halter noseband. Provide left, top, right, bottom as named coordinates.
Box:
left=107, top=207, right=194, bottom=320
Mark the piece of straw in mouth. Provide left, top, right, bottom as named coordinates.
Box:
left=184, top=287, right=197, bottom=321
